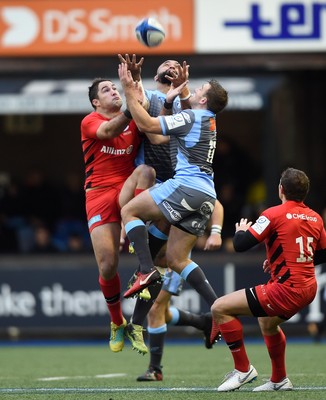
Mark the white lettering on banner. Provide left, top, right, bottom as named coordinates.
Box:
left=0, top=284, right=35, bottom=317
left=0, top=6, right=181, bottom=47
left=1, top=264, right=325, bottom=324
left=224, top=2, right=326, bottom=40
left=0, top=283, right=107, bottom=318
left=44, top=10, right=90, bottom=43
left=39, top=284, right=107, bottom=317
left=195, top=0, right=326, bottom=53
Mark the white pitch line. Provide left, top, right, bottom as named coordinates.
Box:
left=38, top=373, right=126, bottom=381
left=0, top=387, right=326, bottom=393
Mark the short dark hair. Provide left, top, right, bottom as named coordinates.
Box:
left=206, top=79, right=228, bottom=115
left=88, top=78, right=111, bottom=110
left=280, top=167, right=310, bottom=202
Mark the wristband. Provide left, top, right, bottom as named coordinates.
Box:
left=123, top=109, right=132, bottom=119
left=164, top=100, right=173, bottom=109
left=211, top=224, right=222, bottom=235
left=179, top=93, right=191, bottom=101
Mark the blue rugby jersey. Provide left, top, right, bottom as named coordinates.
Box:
left=158, top=109, right=217, bottom=198
left=135, top=89, right=180, bottom=182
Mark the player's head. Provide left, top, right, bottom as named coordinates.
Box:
left=88, top=78, right=122, bottom=110
left=190, top=79, right=228, bottom=114
left=279, top=167, right=310, bottom=202
left=155, top=60, right=179, bottom=85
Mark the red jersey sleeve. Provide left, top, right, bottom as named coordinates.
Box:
left=80, top=112, right=143, bottom=190
left=81, top=111, right=105, bottom=138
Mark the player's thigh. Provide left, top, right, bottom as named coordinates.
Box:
left=121, top=189, right=164, bottom=222
left=119, top=165, right=155, bottom=207
left=212, top=289, right=252, bottom=316
left=90, top=223, right=121, bottom=276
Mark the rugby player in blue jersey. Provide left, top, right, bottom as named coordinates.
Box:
left=118, top=61, right=228, bottom=354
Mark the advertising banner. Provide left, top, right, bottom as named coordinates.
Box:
left=0, top=0, right=194, bottom=56
left=1, top=1, right=325, bottom=57
left=195, top=0, right=326, bottom=53
left=0, top=256, right=325, bottom=335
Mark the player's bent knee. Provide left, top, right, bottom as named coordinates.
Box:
left=211, top=298, right=227, bottom=317
left=165, top=256, right=183, bottom=271
left=258, top=316, right=280, bottom=334
left=121, top=204, right=131, bottom=222
left=96, top=251, right=118, bottom=276
left=136, top=164, right=156, bottom=182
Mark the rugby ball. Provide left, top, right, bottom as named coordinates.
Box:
left=135, top=18, right=165, bottom=47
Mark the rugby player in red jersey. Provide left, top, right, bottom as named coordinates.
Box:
left=81, top=78, right=155, bottom=352
left=211, top=167, right=326, bottom=392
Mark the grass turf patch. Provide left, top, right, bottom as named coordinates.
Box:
left=0, top=341, right=325, bottom=399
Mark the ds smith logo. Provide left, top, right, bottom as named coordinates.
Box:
left=1, top=6, right=102, bottom=47
left=0, top=6, right=135, bottom=48
left=0, top=5, right=180, bottom=49
left=1, top=7, right=39, bottom=47
left=224, top=2, right=326, bottom=40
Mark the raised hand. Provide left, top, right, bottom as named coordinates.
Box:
left=118, top=53, right=144, bottom=81
left=165, top=61, right=189, bottom=88
left=235, top=218, right=252, bottom=232
left=165, top=80, right=189, bottom=103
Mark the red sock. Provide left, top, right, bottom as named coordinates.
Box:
left=263, top=329, right=286, bottom=382
left=99, top=274, right=123, bottom=326
left=134, top=188, right=145, bottom=197
left=219, top=318, right=250, bottom=372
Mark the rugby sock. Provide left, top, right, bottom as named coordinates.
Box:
left=168, top=307, right=206, bottom=330
left=219, top=318, right=250, bottom=372
left=131, top=282, right=163, bottom=325
left=125, top=220, right=155, bottom=273
left=148, top=223, right=168, bottom=260
left=263, top=329, right=286, bottom=382
left=147, top=325, right=167, bottom=372
left=98, top=274, right=123, bottom=326
left=180, top=262, right=217, bottom=306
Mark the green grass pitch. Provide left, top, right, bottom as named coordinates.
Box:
left=0, top=340, right=325, bottom=399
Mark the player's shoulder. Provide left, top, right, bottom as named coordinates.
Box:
left=146, top=89, right=165, bottom=100
left=262, top=203, right=283, bottom=219
left=81, top=111, right=104, bottom=124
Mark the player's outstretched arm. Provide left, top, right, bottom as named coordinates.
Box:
left=118, top=53, right=149, bottom=110
left=119, top=63, right=161, bottom=134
